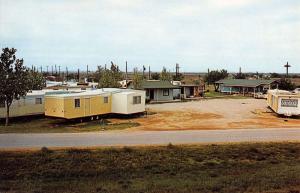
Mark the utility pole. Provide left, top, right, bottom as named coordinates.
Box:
left=46, top=66, right=49, bottom=74
left=86, top=65, right=89, bottom=81
left=40, top=66, right=42, bottom=73
left=239, top=67, right=242, bottom=75
left=143, top=65, right=146, bottom=79
left=148, top=65, right=151, bottom=80
left=55, top=65, right=57, bottom=76
left=66, top=67, right=68, bottom=81
left=58, top=66, right=61, bottom=77
left=176, top=63, right=179, bottom=77
left=77, top=69, right=80, bottom=82
left=284, top=61, right=291, bottom=77
left=207, top=68, right=210, bottom=85
left=125, top=61, right=128, bottom=85
left=51, top=66, right=53, bottom=75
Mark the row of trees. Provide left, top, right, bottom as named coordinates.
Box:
left=93, top=65, right=184, bottom=89
left=0, top=48, right=45, bottom=126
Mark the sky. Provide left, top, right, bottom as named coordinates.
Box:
left=0, top=0, right=299, bottom=73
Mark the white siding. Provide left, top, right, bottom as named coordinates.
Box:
left=111, top=90, right=146, bottom=114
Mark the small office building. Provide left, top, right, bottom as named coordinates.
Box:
left=128, top=80, right=180, bottom=102
left=215, top=79, right=277, bottom=95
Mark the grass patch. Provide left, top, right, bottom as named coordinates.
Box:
left=204, top=91, right=251, bottom=99
left=0, top=142, right=299, bottom=193
left=0, top=117, right=140, bottom=133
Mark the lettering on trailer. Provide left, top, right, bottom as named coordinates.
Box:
left=281, top=99, right=298, bottom=107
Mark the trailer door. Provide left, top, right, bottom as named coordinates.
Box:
left=84, top=98, right=91, bottom=116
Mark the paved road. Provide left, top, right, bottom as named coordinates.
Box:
left=0, top=128, right=299, bottom=149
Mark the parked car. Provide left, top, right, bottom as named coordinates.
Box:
left=254, top=92, right=267, bottom=99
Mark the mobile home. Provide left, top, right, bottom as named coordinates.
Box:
left=45, top=90, right=111, bottom=119
left=108, top=89, right=146, bottom=114
left=267, top=89, right=300, bottom=116
left=45, top=88, right=146, bottom=119
left=0, top=91, right=45, bottom=118
left=215, top=79, right=277, bottom=95
left=128, top=80, right=180, bottom=102
left=0, top=90, right=77, bottom=118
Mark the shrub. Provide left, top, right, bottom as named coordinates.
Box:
left=123, top=146, right=133, bottom=153
left=40, top=146, right=53, bottom=154
left=66, top=148, right=91, bottom=154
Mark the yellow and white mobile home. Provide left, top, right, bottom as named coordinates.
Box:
left=45, top=88, right=146, bottom=119
left=45, top=90, right=111, bottom=119
left=267, top=89, right=300, bottom=116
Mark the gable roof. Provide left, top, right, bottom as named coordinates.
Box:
left=129, top=80, right=180, bottom=89
left=215, top=79, right=276, bottom=87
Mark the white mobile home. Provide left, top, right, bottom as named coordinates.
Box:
left=0, top=91, right=45, bottom=118
left=0, top=90, right=73, bottom=118
left=267, top=89, right=300, bottom=116
left=109, top=89, right=146, bottom=114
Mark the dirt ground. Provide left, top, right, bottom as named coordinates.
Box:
left=123, top=99, right=300, bottom=131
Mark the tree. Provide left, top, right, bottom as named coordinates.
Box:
left=0, top=48, right=31, bottom=126
left=270, top=73, right=282, bottom=78
left=234, top=73, right=247, bottom=79
left=151, top=72, right=160, bottom=80
left=132, top=68, right=143, bottom=90
left=160, top=67, right=172, bottom=81
left=205, top=69, right=228, bottom=91
left=96, top=63, right=123, bottom=88
left=277, top=78, right=296, bottom=91
left=172, top=73, right=184, bottom=81
left=28, top=70, right=46, bottom=90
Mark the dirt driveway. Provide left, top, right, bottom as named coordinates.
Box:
left=129, top=99, right=300, bottom=131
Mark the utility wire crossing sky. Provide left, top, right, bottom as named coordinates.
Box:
left=0, top=0, right=299, bottom=73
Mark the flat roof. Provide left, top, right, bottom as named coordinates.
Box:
left=45, top=90, right=109, bottom=98
left=139, top=80, right=181, bottom=89
left=45, top=88, right=144, bottom=98
left=268, top=89, right=300, bottom=97
left=215, top=79, right=276, bottom=87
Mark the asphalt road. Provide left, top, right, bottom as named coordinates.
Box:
left=0, top=128, right=299, bottom=149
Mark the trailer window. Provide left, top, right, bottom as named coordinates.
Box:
left=0, top=101, right=5, bottom=108
left=75, top=99, right=80, bottom=108
left=35, top=98, right=42, bottom=104
left=103, top=97, right=108, bottom=104
left=163, top=89, right=169, bottom=96
left=133, top=96, right=141, bottom=104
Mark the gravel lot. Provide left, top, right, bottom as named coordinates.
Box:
left=131, top=99, right=300, bottom=131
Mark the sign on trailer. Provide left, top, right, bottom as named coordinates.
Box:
left=281, top=99, right=298, bottom=107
